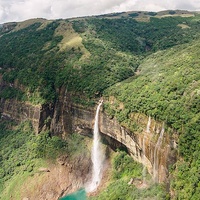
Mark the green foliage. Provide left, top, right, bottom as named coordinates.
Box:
left=104, top=40, right=200, bottom=199
left=1, top=18, right=141, bottom=103
left=0, top=13, right=200, bottom=199
left=90, top=151, right=167, bottom=200
left=1, top=14, right=200, bottom=104
left=0, top=21, right=63, bottom=103
left=0, top=121, right=36, bottom=192
left=169, top=11, right=176, bottom=15
left=128, top=13, right=139, bottom=17
left=55, top=31, right=139, bottom=99
left=145, top=12, right=157, bottom=16
left=171, top=117, right=200, bottom=199
left=0, top=86, right=24, bottom=100
left=65, top=133, right=88, bottom=158
left=171, top=157, right=200, bottom=199
left=75, top=15, right=200, bottom=54
left=68, top=14, right=200, bottom=100
left=34, top=131, right=67, bottom=159
left=91, top=179, right=134, bottom=200
left=91, top=181, right=167, bottom=200
left=0, top=120, right=90, bottom=198
left=105, top=40, right=200, bottom=147
left=112, top=151, right=143, bottom=179
left=0, top=120, right=67, bottom=194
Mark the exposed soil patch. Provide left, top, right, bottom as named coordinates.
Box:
left=20, top=154, right=91, bottom=200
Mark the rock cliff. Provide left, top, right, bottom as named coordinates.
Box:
left=0, top=98, right=54, bottom=134
left=0, top=85, right=178, bottom=183
left=61, top=101, right=177, bottom=183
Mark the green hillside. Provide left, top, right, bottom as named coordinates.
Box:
left=104, top=41, right=200, bottom=199
left=1, top=12, right=200, bottom=104
left=0, top=10, right=200, bottom=199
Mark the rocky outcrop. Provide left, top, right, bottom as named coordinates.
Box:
left=0, top=77, right=54, bottom=134
left=0, top=98, right=54, bottom=134
left=0, top=22, right=17, bottom=33
left=0, top=98, right=40, bottom=132
left=20, top=154, right=91, bottom=200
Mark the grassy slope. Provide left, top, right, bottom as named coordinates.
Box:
left=1, top=13, right=200, bottom=104
left=0, top=19, right=139, bottom=105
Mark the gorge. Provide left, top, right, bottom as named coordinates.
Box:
left=0, top=88, right=177, bottom=184
left=0, top=10, right=199, bottom=199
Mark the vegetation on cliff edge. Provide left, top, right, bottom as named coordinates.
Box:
left=104, top=40, right=200, bottom=199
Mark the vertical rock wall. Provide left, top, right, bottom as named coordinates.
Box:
left=62, top=103, right=178, bottom=183
left=0, top=98, right=41, bottom=133
left=0, top=84, right=178, bottom=183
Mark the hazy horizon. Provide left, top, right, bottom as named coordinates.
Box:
left=0, top=0, right=200, bottom=24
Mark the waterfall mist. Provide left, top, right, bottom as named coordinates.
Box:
left=153, top=124, right=164, bottom=182
left=142, top=136, right=146, bottom=183
left=146, top=116, right=151, bottom=134
left=86, top=100, right=105, bottom=192
left=142, top=116, right=151, bottom=183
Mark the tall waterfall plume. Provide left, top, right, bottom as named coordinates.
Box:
left=146, top=116, right=151, bottom=133
left=153, top=124, right=164, bottom=182
left=142, top=116, right=151, bottom=183
left=142, top=136, right=146, bottom=183
left=86, top=100, right=104, bottom=192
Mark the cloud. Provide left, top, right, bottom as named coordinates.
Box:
left=0, top=5, right=4, bottom=20
left=0, top=0, right=200, bottom=24
left=133, top=0, right=200, bottom=11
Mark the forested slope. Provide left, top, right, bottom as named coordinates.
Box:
left=1, top=12, right=200, bottom=104
left=104, top=41, right=200, bottom=199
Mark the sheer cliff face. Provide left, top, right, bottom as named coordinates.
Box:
left=59, top=102, right=177, bottom=183
left=0, top=98, right=54, bottom=134
left=0, top=76, right=54, bottom=134
left=0, top=85, right=177, bottom=183
left=48, top=89, right=177, bottom=183
left=0, top=98, right=40, bottom=132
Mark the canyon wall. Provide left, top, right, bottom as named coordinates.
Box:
left=62, top=102, right=177, bottom=183
left=0, top=86, right=178, bottom=183
left=0, top=98, right=54, bottom=134
left=0, top=76, right=54, bottom=134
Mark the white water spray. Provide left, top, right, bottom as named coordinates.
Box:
left=142, top=136, right=146, bottom=183
left=146, top=116, right=151, bottom=133
left=86, top=100, right=104, bottom=192
left=142, top=116, right=151, bottom=183
left=153, top=124, right=164, bottom=182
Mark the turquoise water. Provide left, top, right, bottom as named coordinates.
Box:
left=59, top=188, right=87, bottom=200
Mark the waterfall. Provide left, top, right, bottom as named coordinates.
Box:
left=153, top=124, right=164, bottom=183
left=142, top=116, right=151, bottom=183
left=146, top=116, right=151, bottom=133
left=86, top=100, right=104, bottom=192
left=142, top=135, right=146, bottom=183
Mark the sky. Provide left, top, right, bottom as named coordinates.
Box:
left=0, top=0, right=200, bottom=24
